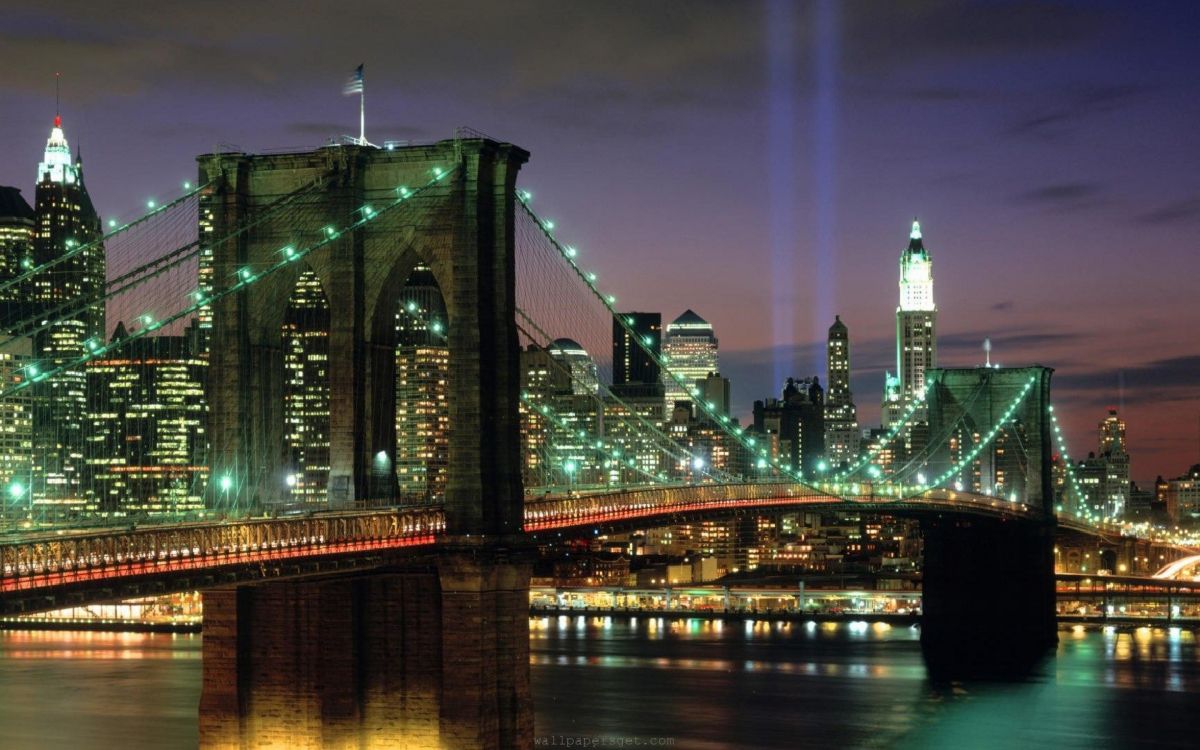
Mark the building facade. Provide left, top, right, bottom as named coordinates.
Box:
left=281, top=269, right=331, bottom=504
left=394, top=266, right=450, bottom=501
left=0, top=186, right=36, bottom=324
left=662, top=309, right=718, bottom=416
left=30, top=114, right=105, bottom=513
left=1097, top=408, right=1130, bottom=518
left=894, top=220, right=936, bottom=411
left=823, top=315, right=859, bottom=467
left=612, top=311, right=661, bottom=390
left=84, top=323, right=207, bottom=515
left=752, top=377, right=825, bottom=477
left=0, top=337, right=34, bottom=513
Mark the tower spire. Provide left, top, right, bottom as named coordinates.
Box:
left=910, top=217, right=921, bottom=240
left=54, top=72, right=61, bottom=128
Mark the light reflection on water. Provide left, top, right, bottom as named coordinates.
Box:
left=532, top=616, right=1200, bottom=749
left=0, top=620, right=1198, bottom=748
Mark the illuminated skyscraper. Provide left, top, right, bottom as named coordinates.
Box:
left=519, top=344, right=569, bottom=487
left=84, top=322, right=207, bottom=514
left=196, top=192, right=215, bottom=356
left=1099, top=408, right=1127, bottom=454
left=0, top=337, right=34, bottom=508
left=282, top=270, right=331, bottom=504
left=0, top=186, right=36, bottom=323
left=824, top=315, right=859, bottom=466
left=894, top=219, right=936, bottom=409
left=0, top=189, right=36, bottom=506
left=395, top=266, right=449, bottom=501
left=1097, top=408, right=1130, bottom=518
left=30, top=112, right=104, bottom=512
left=662, top=309, right=718, bottom=416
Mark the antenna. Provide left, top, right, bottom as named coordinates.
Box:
left=983, top=337, right=992, bottom=368
left=56, top=72, right=60, bottom=115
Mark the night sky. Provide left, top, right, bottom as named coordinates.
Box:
left=1, top=1, right=1198, bottom=481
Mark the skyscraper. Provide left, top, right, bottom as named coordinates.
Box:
left=1097, top=408, right=1130, bottom=518
left=548, top=337, right=599, bottom=396
left=282, top=270, right=331, bottom=504
left=0, top=186, right=36, bottom=325
left=0, top=337, right=34, bottom=510
left=395, top=266, right=449, bottom=501
left=84, top=321, right=208, bottom=515
left=0, top=189, right=36, bottom=507
left=752, top=377, right=825, bottom=477
left=824, top=315, right=859, bottom=467
left=612, top=312, right=661, bottom=392
left=894, top=219, right=936, bottom=409
left=662, top=309, right=718, bottom=416
left=30, top=112, right=104, bottom=512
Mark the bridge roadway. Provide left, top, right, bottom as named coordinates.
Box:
left=0, top=482, right=1151, bottom=615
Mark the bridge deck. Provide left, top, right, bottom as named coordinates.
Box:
left=0, top=483, right=1179, bottom=615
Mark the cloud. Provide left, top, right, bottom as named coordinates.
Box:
left=1004, top=84, right=1150, bottom=139
left=991, top=300, right=1015, bottom=312
left=840, top=0, right=1113, bottom=73
left=1011, top=182, right=1104, bottom=210
left=1134, top=197, right=1200, bottom=225
left=939, top=329, right=1089, bottom=353
left=1053, top=354, right=1200, bottom=407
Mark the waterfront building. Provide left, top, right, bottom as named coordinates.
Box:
left=1164, top=464, right=1200, bottom=527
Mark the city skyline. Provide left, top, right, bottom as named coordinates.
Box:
left=4, top=7, right=1200, bottom=747
left=1, top=2, right=1197, bottom=480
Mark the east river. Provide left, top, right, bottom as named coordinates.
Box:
left=0, top=618, right=1196, bottom=748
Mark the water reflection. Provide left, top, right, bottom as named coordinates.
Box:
left=1, top=621, right=1199, bottom=748
left=533, top=618, right=1200, bottom=749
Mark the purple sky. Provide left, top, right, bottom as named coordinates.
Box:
left=2, top=1, right=1198, bottom=481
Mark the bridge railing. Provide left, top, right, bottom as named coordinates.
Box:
left=0, top=509, right=445, bottom=591
left=523, top=482, right=829, bottom=531
left=523, top=482, right=1047, bottom=531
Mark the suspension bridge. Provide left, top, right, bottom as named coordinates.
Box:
left=0, top=134, right=1192, bottom=748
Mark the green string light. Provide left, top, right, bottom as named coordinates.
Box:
left=518, top=195, right=800, bottom=483
left=2, top=168, right=454, bottom=400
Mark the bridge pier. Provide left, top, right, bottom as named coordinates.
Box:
left=199, top=553, right=531, bottom=749
left=920, top=515, right=1057, bottom=678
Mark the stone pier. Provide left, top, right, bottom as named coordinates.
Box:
left=199, top=555, right=531, bottom=749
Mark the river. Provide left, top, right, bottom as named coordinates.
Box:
left=0, top=618, right=1195, bottom=748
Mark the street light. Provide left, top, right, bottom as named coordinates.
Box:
left=564, top=460, right=577, bottom=494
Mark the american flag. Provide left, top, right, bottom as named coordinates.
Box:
left=344, top=64, right=364, bottom=95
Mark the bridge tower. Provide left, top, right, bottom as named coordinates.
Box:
left=196, top=138, right=532, bottom=747
left=921, top=366, right=1057, bottom=676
